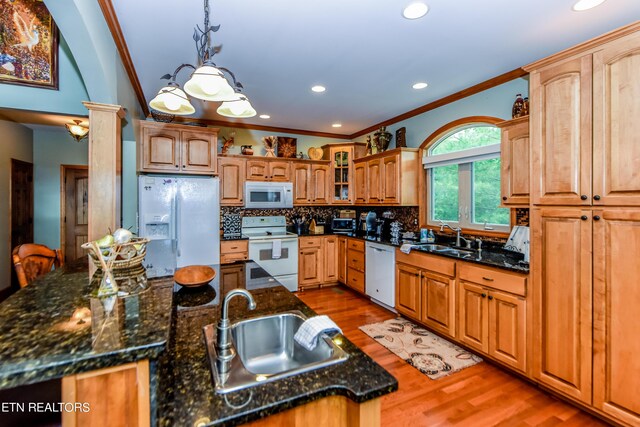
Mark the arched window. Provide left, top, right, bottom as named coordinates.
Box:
left=423, top=123, right=509, bottom=232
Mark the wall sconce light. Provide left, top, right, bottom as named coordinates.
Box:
left=66, top=119, right=89, bottom=142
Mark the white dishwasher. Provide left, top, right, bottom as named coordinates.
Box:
left=365, top=242, right=396, bottom=311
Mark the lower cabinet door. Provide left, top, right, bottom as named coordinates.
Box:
left=488, top=290, right=526, bottom=372
left=337, top=237, right=347, bottom=283
left=421, top=271, right=456, bottom=338
left=458, top=281, right=489, bottom=353
left=323, top=236, right=338, bottom=283
left=395, top=263, right=421, bottom=319
left=299, top=248, right=322, bottom=287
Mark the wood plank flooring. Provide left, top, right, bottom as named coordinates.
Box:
left=296, top=286, right=607, bottom=427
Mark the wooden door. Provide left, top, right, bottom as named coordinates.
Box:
left=218, top=157, right=245, bottom=205
left=421, top=271, right=456, bottom=338
left=488, top=289, right=526, bottom=373
left=246, top=160, right=269, bottom=181
left=311, top=164, right=330, bottom=204
left=293, top=164, right=311, bottom=205
left=62, top=167, right=89, bottom=263
left=593, top=31, right=640, bottom=206
left=299, top=247, right=322, bottom=287
left=395, top=263, right=421, bottom=319
left=530, top=55, right=592, bottom=206
left=458, top=281, right=489, bottom=353
left=354, top=162, right=367, bottom=203
left=593, top=209, right=640, bottom=425
left=10, top=159, right=33, bottom=289
left=268, top=161, right=291, bottom=181
left=180, top=130, right=216, bottom=174
left=140, top=125, right=180, bottom=172
left=500, top=117, right=530, bottom=205
left=531, top=208, right=592, bottom=403
left=382, top=154, right=399, bottom=204
left=323, top=236, right=338, bottom=283
left=367, top=159, right=382, bottom=204
left=337, top=237, right=347, bottom=284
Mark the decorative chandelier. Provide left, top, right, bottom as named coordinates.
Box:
left=65, top=120, right=89, bottom=142
left=149, top=0, right=256, bottom=118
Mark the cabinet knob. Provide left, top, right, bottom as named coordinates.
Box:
left=581, top=215, right=588, bottom=221
left=593, top=195, right=601, bottom=201
left=594, top=215, right=601, bottom=221
left=488, top=295, right=494, bottom=300
left=175, top=165, right=179, bottom=168
left=580, top=195, right=588, bottom=200
left=502, top=196, right=507, bottom=201
left=481, top=293, right=487, bottom=298
left=414, top=273, right=419, bottom=277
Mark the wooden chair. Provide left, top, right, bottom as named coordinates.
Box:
left=12, top=244, right=63, bottom=288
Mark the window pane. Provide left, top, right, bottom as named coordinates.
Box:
left=431, top=126, right=501, bottom=155
left=431, top=165, right=459, bottom=222
left=473, top=158, right=509, bottom=225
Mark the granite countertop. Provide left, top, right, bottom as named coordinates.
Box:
left=296, top=232, right=529, bottom=273
left=158, top=261, right=398, bottom=426
left=0, top=260, right=174, bottom=389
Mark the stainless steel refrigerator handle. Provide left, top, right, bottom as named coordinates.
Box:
left=176, top=190, right=181, bottom=258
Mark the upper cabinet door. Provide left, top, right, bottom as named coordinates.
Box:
left=293, top=164, right=311, bottom=205
left=530, top=55, right=592, bottom=206
left=500, top=117, right=530, bottom=205
left=354, top=162, right=367, bottom=204
left=180, top=130, right=217, bottom=174
left=246, top=160, right=269, bottom=181
left=311, top=164, right=330, bottom=204
left=382, top=155, right=400, bottom=204
left=367, top=159, right=382, bottom=204
left=268, top=161, right=291, bottom=182
left=218, top=157, right=245, bottom=205
left=140, top=126, right=181, bottom=172
left=593, top=31, right=640, bottom=206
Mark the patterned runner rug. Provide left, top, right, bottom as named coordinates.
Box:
left=359, top=317, right=482, bottom=380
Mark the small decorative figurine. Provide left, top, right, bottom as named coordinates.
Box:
left=395, top=127, right=407, bottom=148
left=241, top=145, right=254, bottom=155
left=262, top=136, right=277, bottom=157
left=366, top=135, right=372, bottom=155
left=374, top=126, right=393, bottom=152
left=512, top=94, right=524, bottom=118
left=220, top=131, right=235, bottom=154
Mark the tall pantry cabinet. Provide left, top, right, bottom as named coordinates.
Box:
left=527, top=23, right=640, bottom=425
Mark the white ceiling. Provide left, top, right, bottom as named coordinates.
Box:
left=111, top=0, right=640, bottom=135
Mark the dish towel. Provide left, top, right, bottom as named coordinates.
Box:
left=272, top=239, right=282, bottom=259
left=504, top=226, right=530, bottom=262
left=400, top=243, right=414, bottom=254
left=294, top=315, right=342, bottom=351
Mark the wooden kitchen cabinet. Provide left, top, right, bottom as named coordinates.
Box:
left=354, top=148, right=419, bottom=206
left=299, top=246, right=323, bottom=288
left=366, top=159, right=382, bottom=204
left=299, top=236, right=339, bottom=290
left=220, top=239, right=249, bottom=264
left=354, top=162, right=367, bottom=203
left=293, top=163, right=311, bottom=204
left=246, top=159, right=291, bottom=181
left=311, top=164, right=330, bottom=205
left=395, top=263, right=421, bottom=319
left=293, top=163, right=331, bottom=205
left=323, top=235, right=338, bottom=283
left=345, top=238, right=365, bottom=294
left=381, top=155, right=399, bottom=203
left=138, top=121, right=218, bottom=175
left=323, top=143, right=366, bottom=204
left=458, top=281, right=488, bottom=353
left=337, top=236, right=347, bottom=284
left=218, top=157, right=245, bottom=205
left=219, top=263, right=246, bottom=295
left=530, top=208, right=592, bottom=402
left=497, top=116, right=530, bottom=206
left=421, top=270, right=456, bottom=339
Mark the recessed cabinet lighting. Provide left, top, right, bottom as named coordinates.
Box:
left=311, top=85, right=326, bottom=93
left=259, top=114, right=270, bottom=119
left=332, top=123, right=342, bottom=128
left=412, top=82, right=428, bottom=90
left=572, top=0, right=606, bottom=11
left=403, top=2, right=429, bottom=19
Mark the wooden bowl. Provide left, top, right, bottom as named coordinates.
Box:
left=174, top=265, right=216, bottom=288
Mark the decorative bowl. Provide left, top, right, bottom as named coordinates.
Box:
left=174, top=265, right=216, bottom=288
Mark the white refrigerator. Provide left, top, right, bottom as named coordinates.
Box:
left=138, top=175, right=220, bottom=277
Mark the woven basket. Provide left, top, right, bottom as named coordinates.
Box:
left=82, top=237, right=149, bottom=271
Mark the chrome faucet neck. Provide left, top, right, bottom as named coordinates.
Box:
left=216, top=289, right=257, bottom=373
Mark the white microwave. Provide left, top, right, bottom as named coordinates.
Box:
left=244, top=181, right=293, bottom=209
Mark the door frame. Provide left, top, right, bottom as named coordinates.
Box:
left=9, top=159, right=34, bottom=292
left=60, top=165, right=89, bottom=262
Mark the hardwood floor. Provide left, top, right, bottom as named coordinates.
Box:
left=296, top=286, right=607, bottom=427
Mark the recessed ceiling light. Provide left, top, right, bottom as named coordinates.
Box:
left=259, top=114, right=270, bottom=119
left=572, top=0, right=606, bottom=11
left=311, top=85, right=326, bottom=93
left=403, top=2, right=429, bottom=19
left=332, top=123, right=342, bottom=128
left=412, top=82, right=428, bottom=90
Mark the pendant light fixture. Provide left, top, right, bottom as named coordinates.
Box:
left=150, top=0, right=256, bottom=118
left=65, top=120, right=89, bottom=142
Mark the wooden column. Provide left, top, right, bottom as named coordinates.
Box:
left=83, top=102, right=125, bottom=241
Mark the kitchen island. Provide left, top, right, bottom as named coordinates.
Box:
left=0, top=260, right=397, bottom=426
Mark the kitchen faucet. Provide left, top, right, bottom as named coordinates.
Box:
left=215, top=289, right=257, bottom=373
left=439, top=221, right=472, bottom=249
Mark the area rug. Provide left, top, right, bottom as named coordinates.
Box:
left=359, top=317, right=482, bottom=380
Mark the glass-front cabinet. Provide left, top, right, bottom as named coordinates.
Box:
left=323, top=143, right=366, bottom=205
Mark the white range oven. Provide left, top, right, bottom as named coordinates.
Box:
left=244, top=181, right=293, bottom=209
left=241, top=216, right=298, bottom=291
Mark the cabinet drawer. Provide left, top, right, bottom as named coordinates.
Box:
left=299, top=237, right=323, bottom=248
left=220, top=240, right=248, bottom=254
left=459, top=263, right=527, bottom=297
left=347, top=268, right=365, bottom=293
left=220, top=252, right=248, bottom=264
left=395, top=250, right=456, bottom=277
left=347, top=238, right=365, bottom=252
left=347, top=249, right=365, bottom=272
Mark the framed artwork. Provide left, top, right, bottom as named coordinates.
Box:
left=0, top=0, right=59, bottom=90
left=277, top=137, right=297, bottom=158
left=396, top=127, right=407, bottom=148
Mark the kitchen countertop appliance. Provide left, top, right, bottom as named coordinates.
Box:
left=365, top=242, right=396, bottom=310
left=241, top=216, right=298, bottom=292
left=138, top=175, right=220, bottom=278
left=244, top=181, right=293, bottom=209
left=331, top=217, right=356, bottom=235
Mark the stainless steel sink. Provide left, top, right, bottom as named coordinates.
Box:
left=413, top=243, right=476, bottom=258
left=413, top=244, right=452, bottom=251
left=204, top=311, right=348, bottom=393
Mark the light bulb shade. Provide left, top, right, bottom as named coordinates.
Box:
left=149, top=84, right=195, bottom=115
left=65, top=120, right=89, bottom=142
left=216, top=96, right=257, bottom=118
left=184, top=65, right=237, bottom=101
